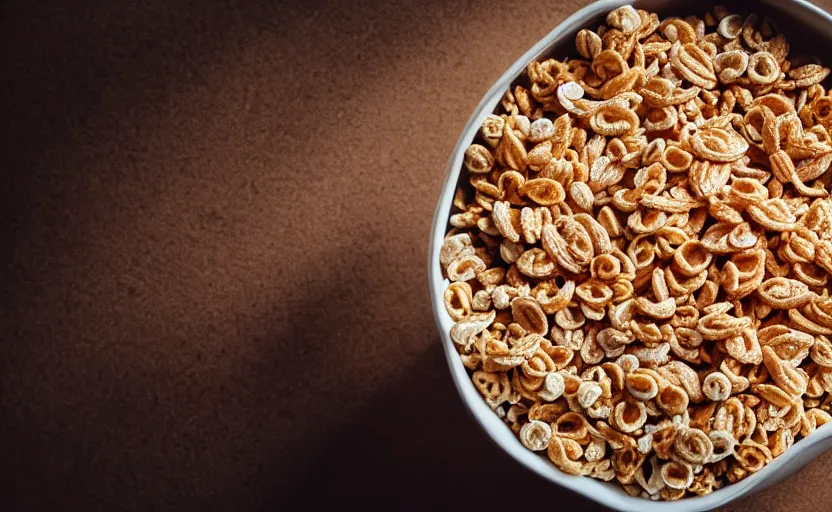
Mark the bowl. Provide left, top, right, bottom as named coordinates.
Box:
left=428, top=0, right=832, bottom=510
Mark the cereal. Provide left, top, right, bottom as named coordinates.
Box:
left=443, top=281, right=473, bottom=321
left=520, top=420, right=553, bottom=451
left=442, top=4, right=832, bottom=500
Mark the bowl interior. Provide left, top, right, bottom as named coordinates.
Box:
left=429, top=1, right=832, bottom=511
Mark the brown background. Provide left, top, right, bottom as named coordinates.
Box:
left=2, top=0, right=832, bottom=510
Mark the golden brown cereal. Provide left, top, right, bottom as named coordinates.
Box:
left=443, top=4, right=832, bottom=501
left=576, top=29, right=603, bottom=60
left=520, top=420, right=553, bottom=451
left=661, top=460, right=694, bottom=490
left=450, top=311, right=496, bottom=350
left=548, top=436, right=585, bottom=475
left=673, top=427, right=714, bottom=465
left=464, top=144, right=495, bottom=174
left=444, top=282, right=474, bottom=321
left=748, top=51, right=781, bottom=85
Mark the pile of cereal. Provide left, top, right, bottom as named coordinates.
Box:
left=440, top=4, right=832, bottom=500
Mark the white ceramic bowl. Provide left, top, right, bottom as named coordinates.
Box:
left=429, top=1, right=832, bottom=510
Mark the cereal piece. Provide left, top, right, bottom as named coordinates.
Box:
left=670, top=42, right=717, bottom=89
left=703, top=372, right=733, bottom=402
left=547, top=436, right=584, bottom=475
left=578, top=381, right=604, bottom=409
left=734, top=440, right=772, bottom=474
left=607, top=6, right=641, bottom=34
left=663, top=361, right=704, bottom=403
left=450, top=310, right=496, bottom=350
left=576, top=29, right=603, bottom=60
left=690, top=127, right=749, bottom=163
left=758, top=325, right=814, bottom=365
left=611, top=401, right=648, bottom=433
left=520, top=420, right=553, bottom=451
left=718, top=14, right=743, bottom=39
left=440, top=232, right=473, bottom=267
left=724, top=328, right=763, bottom=365
left=758, top=277, right=815, bottom=309
left=672, top=426, right=713, bottom=464
left=626, top=369, right=660, bottom=401
left=553, top=412, right=591, bottom=444
left=573, top=213, right=614, bottom=255
left=472, top=370, right=512, bottom=409
left=444, top=282, right=473, bottom=321
left=520, top=178, right=566, bottom=206
left=532, top=279, right=575, bottom=314
left=811, top=335, right=832, bottom=367
left=762, top=346, right=809, bottom=398
left=542, top=217, right=595, bottom=274
left=748, top=51, right=781, bottom=85
left=496, top=122, right=529, bottom=171
left=472, top=290, right=491, bottom=312
left=660, top=460, right=694, bottom=490
left=635, top=297, right=677, bottom=319
left=528, top=117, right=555, bottom=143
left=539, top=371, right=566, bottom=401
left=656, top=382, right=690, bottom=416
left=516, top=248, right=556, bottom=279
left=557, top=81, right=588, bottom=116
left=660, top=145, right=694, bottom=173
left=464, top=144, right=495, bottom=174
left=510, top=297, right=549, bottom=335
left=480, top=115, right=505, bottom=148
left=492, top=201, right=522, bottom=243
left=590, top=104, right=641, bottom=137
left=709, top=430, right=739, bottom=463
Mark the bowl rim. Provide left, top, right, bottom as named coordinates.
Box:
left=428, top=0, right=832, bottom=510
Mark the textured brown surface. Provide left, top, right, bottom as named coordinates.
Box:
left=2, top=0, right=832, bottom=510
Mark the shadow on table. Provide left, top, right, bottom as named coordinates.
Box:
left=279, top=342, right=611, bottom=510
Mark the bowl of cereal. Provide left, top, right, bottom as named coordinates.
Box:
left=428, top=0, right=832, bottom=510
